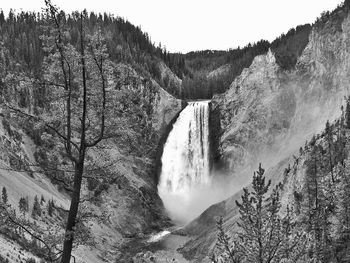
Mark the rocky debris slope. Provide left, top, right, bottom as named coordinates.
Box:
left=0, top=62, right=183, bottom=262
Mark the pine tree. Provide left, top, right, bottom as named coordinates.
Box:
left=212, top=164, right=294, bottom=262
left=32, top=195, right=41, bottom=218
left=213, top=216, right=238, bottom=263
left=47, top=198, right=54, bottom=217
left=305, top=138, right=323, bottom=260
left=2, top=187, right=8, bottom=205
left=325, top=120, right=335, bottom=183
left=303, top=132, right=339, bottom=261
left=334, top=161, right=350, bottom=262
left=345, top=96, right=350, bottom=129
left=236, top=163, right=269, bottom=263
left=234, top=164, right=284, bottom=263
left=280, top=205, right=308, bottom=263
left=19, top=197, right=29, bottom=216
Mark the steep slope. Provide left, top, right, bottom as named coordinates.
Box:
left=0, top=62, right=183, bottom=262
left=182, top=3, right=350, bottom=261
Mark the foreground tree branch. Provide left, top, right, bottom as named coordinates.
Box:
left=42, top=2, right=116, bottom=262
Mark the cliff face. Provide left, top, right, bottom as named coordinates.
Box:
left=212, top=10, right=350, bottom=183
left=182, top=8, right=350, bottom=262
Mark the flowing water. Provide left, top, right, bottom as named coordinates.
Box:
left=158, top=100, right=212, bottom=224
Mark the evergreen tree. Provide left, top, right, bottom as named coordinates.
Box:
left=47, top=198, right=54, bottom=217
left=345, top=96, right=350, bottom=129
left=212, top=216, right=238, bottom=263
left=212, top=164, right=287, bottom=263
left=32, top=195, right=41, bottom=218
left=280, top=206, right=308, bottom=263
left=325, top=120, right=335, bottom=183
left=334, top=161, right=350, bottom=262
left=304, top=136, right=323, bottom=260
left=2, top=186, right=8, bottom=205
left=19, top=196, right=29, bottom=216
left=235, top=164, right=272, bottom=263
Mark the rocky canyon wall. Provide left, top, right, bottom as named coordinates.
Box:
left=182, top=7, right=350, bottom=262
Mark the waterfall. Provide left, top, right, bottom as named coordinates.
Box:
left=158, top=100, right=211, bottom=224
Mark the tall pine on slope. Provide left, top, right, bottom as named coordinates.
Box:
left=212, top=164, right=304, bottom=263
left=1, top=187, right=8, bottom=205
left=234, top=164, right=285, bottom=263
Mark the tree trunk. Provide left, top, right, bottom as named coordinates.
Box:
left=61, top=161, right=84, bottom=263
left=327, top=137, right=334, bottom=183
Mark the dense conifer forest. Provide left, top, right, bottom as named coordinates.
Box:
left=1, top=3, right=345, bottom=100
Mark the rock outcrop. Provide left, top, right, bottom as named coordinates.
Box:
left=182, top=6, right=350, bottom=262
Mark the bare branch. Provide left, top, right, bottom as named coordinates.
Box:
left=85, top=37, right=107, bottom=148
left=46, top=1, right=75, bottom=162
left=0, top=204, right=56, bottom=262
left=5, top=103, right=79, bottom=163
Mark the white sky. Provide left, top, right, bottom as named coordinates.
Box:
left=1, top=0, right=344, bottom=53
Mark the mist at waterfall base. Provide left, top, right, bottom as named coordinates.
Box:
left=158, top=101, right=231, bottom=225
